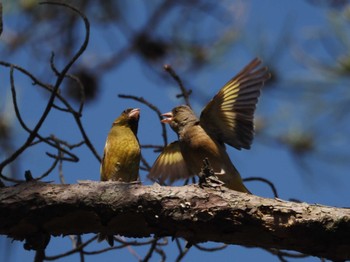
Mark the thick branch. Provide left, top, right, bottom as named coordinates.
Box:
left=0, top=181, right=349, bottom=260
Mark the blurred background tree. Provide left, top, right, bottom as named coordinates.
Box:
left=0, top=0, right=349, bottom=261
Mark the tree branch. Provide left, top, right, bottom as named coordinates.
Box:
left=0, top=181, right=349, bottom=261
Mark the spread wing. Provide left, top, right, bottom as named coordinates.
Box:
left=200, top=58, right=270, bottom=150
left=148, top=141, right=193, bottom=184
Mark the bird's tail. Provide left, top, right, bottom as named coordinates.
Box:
left=225, top=170, right=252, bottom=194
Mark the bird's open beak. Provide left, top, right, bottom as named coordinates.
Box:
left=128, top=108, right=140, bottom=119
left=161, top=112, right=173, bottom=123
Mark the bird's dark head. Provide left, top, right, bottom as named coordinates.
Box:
left=113, top=108, right=140, bottom=134
left=161, top=105, right=198, bottom=134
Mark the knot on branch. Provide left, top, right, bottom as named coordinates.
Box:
left=23, top=233, right=50, bottom=252
left=25, top=170, right=34, bottom=181
left=198, top=158, right=224, bottom=190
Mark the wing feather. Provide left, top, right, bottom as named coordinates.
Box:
left=200, top=58, right=270, bottom=149
left=148, top=141, right=192, bottom=184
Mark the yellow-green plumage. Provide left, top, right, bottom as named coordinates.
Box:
left=100, top=108, right=141, bottom=182
left=99, top=108, right=141, bottom=246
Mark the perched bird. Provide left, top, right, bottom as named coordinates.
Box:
left=99, top=108, right=141, bottom=246
left=100, top=108, right=141, bottom=182
left=148, top=58, right=270, bottom=193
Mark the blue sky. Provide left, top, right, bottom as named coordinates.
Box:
left=1, top=0, right=349, bottom=261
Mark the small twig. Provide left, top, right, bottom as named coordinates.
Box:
left=1, top=61, right=81, bottom=119
left=140, top=155, right=151, bottom=171
left=41, top=2, right=101, bottom=163
left=141, top=238, right=158, bottom=262
left=76, top=235, right=85, bottom=262
left=154, top=246, right=167, bottom=261
left=80, top=238, right=155, bottom=256
left=115, top=236, right=142, bottom=260
left=75, top=118, right=102, bottom=162
left=44, top=236, right=97, bottom=261
left=50, top=52, right=86, bottom=115
left=46, top=136, right=80, bottom=162
left=49, top=52, right=60, bottom=76
left=46, top=152, right=78, bottom=162
left=0, top=1, right=90, bottom=174
left=0, top=174, right=21, bottom=184
left=51, top=103, right=74, bottom=113
left=0, top=61, right=55, bottom=92
left=141, top=144, right=164, bottom=153
left=9, top=68, right=78, bottom=162
left=48, top=135, right=85, bottom=150
left=3, top=70, right=78, bottom=182
left=35, top=155, right=59, bottom=181
left=66, top=73, right=86, bottom=115
left=175, top=242, right=190, bottom=262
left=141, top=144, right=163, bottom=150
left=175, top=238, right=183, bottom=254
left=194, top=243, right=227, bottom=251
left=113, top=237, right=156, bottom=246
left=58, top=151, right=65, bottom=184
left=243, top=176, right=279, bottom=198
left=39, top=2, right=90, bottom=79
left=163, top=64, right=192, bottom=106
left=263, top=248, right=311, bottom=261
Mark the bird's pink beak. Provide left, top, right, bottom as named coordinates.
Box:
left=128, top=108, right=140, bottom=118
left=161, top=112, right=173, bottom=123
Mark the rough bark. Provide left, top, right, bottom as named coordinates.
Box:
left=0, top=181, right=349, bottom=261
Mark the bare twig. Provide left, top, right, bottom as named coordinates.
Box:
left=0, top=1, right=90, bottom=174
left=50, top=52, right=86, bottom=115
left=244, top=176, right=279, bottom=198
left=140, top=155, right=152, bottom=172
left=175, top=244, right=190, bottom=262
left=194, top=243, right=227, bottom=252
left=263, top=248, right=311, bottom=260
left=36, top=154, right=59, bottom=181
left=164, top=64, right=192, bottom=106
left=41, top=2, right=101, bottom=163
left=44, top=236, right=97, bottom=261
left=141, top=144, right=164, bottom=151
left=1, top=62, right=78, bottom=182
left=141, top=238, right=158, bottom=262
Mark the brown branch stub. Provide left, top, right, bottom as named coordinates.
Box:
left=198, top=158, right=225, bottom=190
left=0, top=181, right=349, bottom=261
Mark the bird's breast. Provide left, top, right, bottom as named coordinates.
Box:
left=101, top=125, right=140, bottom=182
left=180, top=126, right=224, bottom=171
